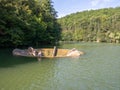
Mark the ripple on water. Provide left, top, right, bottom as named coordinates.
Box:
left=0, top=43, right=120, bottom=90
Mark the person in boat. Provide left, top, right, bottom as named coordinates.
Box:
left=37, top=51, right=42, bottom=57
left=66, top=48, right=81, bottom=57
left=36, top=50, right=42, bottom=61
left=28, top=47, right=36, bottom=56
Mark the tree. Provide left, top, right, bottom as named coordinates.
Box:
left=0, top=0, right=61, bottom=47
left=58, top=7, right=120, bottom=43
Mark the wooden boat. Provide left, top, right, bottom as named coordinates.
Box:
left=12, top=47, right=84, bottom=59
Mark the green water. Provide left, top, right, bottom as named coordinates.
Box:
left=0, top=42, right=120, bottom=90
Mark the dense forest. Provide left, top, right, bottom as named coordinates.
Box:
left=0, top=0, right=61, bottom=48
left=58, top=7, right=120, bottom=43
left=0, top=1, right=120, bottom=48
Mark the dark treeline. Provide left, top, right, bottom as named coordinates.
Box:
left=0, top=0, right=61, bottom=48
left=58, top=7, right=120, bottom=43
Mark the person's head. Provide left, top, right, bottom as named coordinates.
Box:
left=28, top=47, right=34, bottom=52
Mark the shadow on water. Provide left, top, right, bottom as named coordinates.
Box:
left=0, top=48, right=37, bottom=68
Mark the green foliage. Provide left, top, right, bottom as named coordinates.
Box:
left=0, top=0, right=60, bottom=47
left=58, top=7, right=120, bottom=43
left=61, top=31, right=73, bottom=41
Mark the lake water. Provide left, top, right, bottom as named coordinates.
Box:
left=0, top=42, right=120, bottom=90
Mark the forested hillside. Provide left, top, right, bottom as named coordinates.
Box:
left=0, top=1, right=120, bottom=48
left=58, top=7, right=120, bottom=43
left=0, top=0, right=61, bottom=47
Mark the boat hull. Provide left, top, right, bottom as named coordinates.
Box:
left=12, top=48, right=84, bottom=58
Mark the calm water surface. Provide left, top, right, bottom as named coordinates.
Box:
left=0, top=42, right=120, bottom=90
